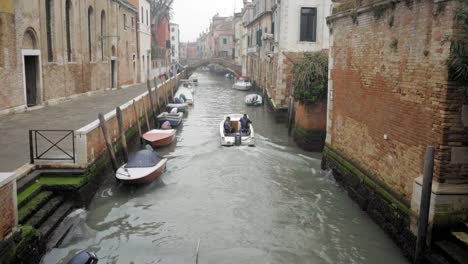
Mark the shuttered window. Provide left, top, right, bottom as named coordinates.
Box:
left=300, top=7, right=317, bottom=42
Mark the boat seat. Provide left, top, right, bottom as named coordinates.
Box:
left=231, top=121, right=239, bottom=133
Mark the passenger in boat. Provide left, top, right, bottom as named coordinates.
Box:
left=174, top=97, right=183, bottom=104
left=224, top=116, right=234, bottom=134
left=240, top=114, right=252, bottom=134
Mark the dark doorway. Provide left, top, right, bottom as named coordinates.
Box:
left=111, top=60, right=116, bottom=88
left=24, top=55, right=39, bottom=106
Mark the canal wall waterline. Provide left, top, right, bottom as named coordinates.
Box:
left=321, top=145, right=416, bottom=260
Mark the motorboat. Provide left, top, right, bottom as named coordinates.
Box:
left=190, top=78, right=198, bottom=86
left=232, top=77, right=252, bottom=91
left=166, top=102, right=188, bottom=113
left=175, top=87, right=194, bottom=105
left=143, top=129, right=176, bottom=148
left=157, top=110, right=183, bottom=127
left=245, top=94, right=263, bottom=106
left=219, top=114, right=255, bottom=146
left=67, top=251, right=98, bottom=264
left=180, top=82, right=195, bottom=94
left=225, top=73, right=235, bottom=80
left=116, top=145, right=167, bottom=184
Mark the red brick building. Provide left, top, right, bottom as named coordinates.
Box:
left=323, top=0, right=468, bottom=257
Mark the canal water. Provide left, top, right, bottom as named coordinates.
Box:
left=42, top=71, right=408, bottom=264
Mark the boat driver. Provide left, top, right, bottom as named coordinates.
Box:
left=240, top=114, right=252, bottom=134
left=224, top=116, right=235, bottom=134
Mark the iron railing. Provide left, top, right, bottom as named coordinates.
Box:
left=29, top=130, right=75, bottom=164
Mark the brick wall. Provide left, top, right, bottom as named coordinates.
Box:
left=0, top=180, right=15, bottom=240
left=327, top=0, right=467, bottom=201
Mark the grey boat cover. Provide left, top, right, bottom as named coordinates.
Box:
left=126, top=146, right=161, bottom=168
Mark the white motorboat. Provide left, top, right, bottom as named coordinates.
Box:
left=157, top=110, right=183, bottom=127
left=116, top=145, right=167, bottom=185
left=166, top=102, right=188, bottom=113
left=175, top=87, right=194, bottom=105
left=219, top=114, right=255, bottom=146
left=232, top=79, right=252, bottom=91
left=180, top=81, right=195, bottom=94
left=245, top=94, right=263, bottom=106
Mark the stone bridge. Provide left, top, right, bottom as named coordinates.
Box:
left=183, top=58, right=242, bottom=76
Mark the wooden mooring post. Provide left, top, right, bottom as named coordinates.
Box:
left=132, top=100, right=143, bottom=145
left=116, top=107, right=128, bottom=163
left=146, top=79, right=157, bottom=125
left=98, top=113, right=118, bottom=172
left=414, top=145, right=435, bottom=264
left=142, top=97, right=151, bottom=131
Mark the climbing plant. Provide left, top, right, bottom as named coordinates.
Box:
left=292, top=52, right=329, bottom=104
left=448, top=2, right=468, bottom=82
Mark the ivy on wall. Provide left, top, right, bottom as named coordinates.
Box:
left=448, top=1, right=468, bottom=82
left=292, top=52, right=329, bottom=105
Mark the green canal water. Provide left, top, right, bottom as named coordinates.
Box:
left=41, top=70, right=408, bottom=264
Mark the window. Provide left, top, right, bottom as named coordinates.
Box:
left=123, top=14, right=127, bottom=29
left=46, top=0, right=53, bottom=62
left=65, top=0, right=72, bottom=62
left=171, top=27, right=174, bottom=32
left=88, top=6, right=93, bottom=61
left=300, top=7, right=317, bottom=42
left=223, top=38, right=227, bottom=45
left=271, top=21, right=275, bottom=35
left=141, top=7, right=143, bottom=23
left=172, top=36, right=175, bottom=41
left=256, top=29, right=262, bottom=47
left=131, top=17, right=134, bottom=30
left=101, top=11, right=106, bottom=61
left=146, top=10, right=149, bottom=25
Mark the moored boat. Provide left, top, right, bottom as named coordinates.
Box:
left=245, top=94, right=263, bottom=106
left=176, top=87, right=194, bottom=105
left=166, top=102, right=188, bottom=113
left=116, top=146, right=167, bottom=185
left=143, top=129, right=176, bottom=148
left=232, top=77, right=252, bottom=91
left=157, top=111, right=183, bottom=127
left=219, top=114, right=255, bottom=146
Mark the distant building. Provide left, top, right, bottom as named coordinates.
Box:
left=170, top=23, right=180, bottom=64
left=0, top=0, right=138, bottom=113
left=129, top=0, right=152, bottom=82
left=151, top=11, right=170, bottom=77
left=209, top=15, right=234, bottom=58
left=179, top=42, right=187, bottom=63
left=186, top=42, right=198, bottom=59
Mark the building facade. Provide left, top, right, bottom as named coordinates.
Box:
left=130, top=0, right=151, bottom=82
left=241, top=0, right=331, bottom=110
left=324, top=0, right=468, bottom=248
left=0, top=0, right=138, bottom=114
left=170, top=23, right=180, bottom=64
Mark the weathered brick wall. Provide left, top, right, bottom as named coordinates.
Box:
left=327, top=0, right=467, bottom=201
left=0, top=181, right=15, bottom=240
left=295, top=101, right=327, bottom=131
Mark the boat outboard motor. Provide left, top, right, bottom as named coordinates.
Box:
left=235, top=133, right=242, bottom=146
left=67, top=251, right=98, bottom=264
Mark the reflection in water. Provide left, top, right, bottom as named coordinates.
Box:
left=42, top=71, right=408, bottom=264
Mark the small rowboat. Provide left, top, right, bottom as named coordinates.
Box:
left=175, top=88, right=194, bottom=105
left=233, top=78, right=252, bottom=91
left=166, top=102, right=188, bottom=113
left=116, top=146, right=167, bottom=185
left=143, top=129, right=176, bottom=148
left=245, top=94, right=263, bottom=106
left=157, top=111, right=183, bottom=127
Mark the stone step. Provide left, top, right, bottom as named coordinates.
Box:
left=17, top=168, right=86, bottom=193
left=25, top=196, right=64, bottom=229
left=424, top=252, right=452, bottom=264
left=38, top=201, right=75, bottom=240
left=433, top=240, right=468, bottom=264
left=17, top=170, right=42, bottom=193
left=17, top=182, right=42, bottom=208
left=18, top=191, right=53, bottom=224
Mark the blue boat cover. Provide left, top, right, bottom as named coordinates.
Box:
left=126, top=147, right=161, bottom=168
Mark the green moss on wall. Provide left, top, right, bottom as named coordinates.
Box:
left=18, top=191, right=53, bottom=224
left=323, top=145, right=410, bottom=216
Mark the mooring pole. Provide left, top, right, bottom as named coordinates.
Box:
left=142, top=97, right=151, bottom=131
left=146, top=79, right=157, bottom=125
left=414, top=145, right=435, bottom=264
left=116, top=107, right=128, bottom=163
left=98, top=113, right=118, bottom=172
left=132, top=100, right=143, bottom=145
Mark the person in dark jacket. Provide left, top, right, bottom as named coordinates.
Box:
left=224, top=116, right=234, bottom=134
left=240, top=114, right=252, bottom=134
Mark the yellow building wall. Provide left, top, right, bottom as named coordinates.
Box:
left=0, top=0, right=14, bottom=14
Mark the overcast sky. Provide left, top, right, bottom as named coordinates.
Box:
left=173, top=0, right=244, bottom=42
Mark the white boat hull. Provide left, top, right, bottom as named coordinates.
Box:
left=232, top=82, right=252, bottom=91
left=116, top=159, right=167, bottom=184
left=219, top=114, right=255, bottom=146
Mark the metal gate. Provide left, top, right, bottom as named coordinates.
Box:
left=29, top=130, right=76, bottom=164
